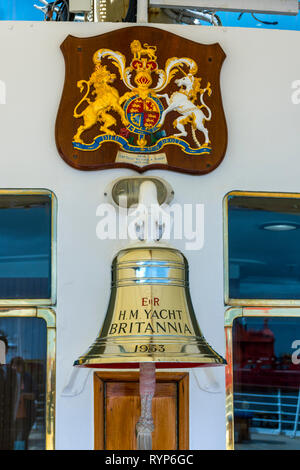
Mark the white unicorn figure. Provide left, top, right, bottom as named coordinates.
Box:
left=157, top=73, right=212, bottom=148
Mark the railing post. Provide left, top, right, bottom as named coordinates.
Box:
left=292, top=388, right=300, bottom=438
left=278, top=389, right=282, bottom=434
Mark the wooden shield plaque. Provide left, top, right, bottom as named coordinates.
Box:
left=55, top=26, right=227, bottom=175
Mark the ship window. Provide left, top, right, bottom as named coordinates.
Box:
left=225, top=308, right=300, bottom=450
left=0, top=309, right=55, bottom=450
left=0, top=190, right=56, bottom=305
left=224, top=191, right=300, bottom=305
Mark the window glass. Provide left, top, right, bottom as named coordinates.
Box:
left=0, top=193, right=52, bottom=300
left=227, top=194, right=300, bottom=300
left=0, top=316, right=47, bottom=450
left=232, top=316, right=300, bottom=450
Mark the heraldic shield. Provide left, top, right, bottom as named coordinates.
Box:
left=55, top=26, right=227, bottom=175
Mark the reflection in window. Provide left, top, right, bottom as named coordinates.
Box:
left=232, top=317, right=300, bottom=450
left=227, top=194, right=300, bottom=300
left=0, top=193, right=52, bottom=300
left=0, top=317, right=47, bottom=450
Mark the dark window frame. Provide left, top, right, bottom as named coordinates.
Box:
left=0, top=189, right=57, bottom=306
left=224, top=190, right=300, bottom=306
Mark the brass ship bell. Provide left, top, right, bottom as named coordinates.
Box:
left=74, top=178, right=226, bottom=369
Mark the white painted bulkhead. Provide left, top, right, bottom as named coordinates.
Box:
left=0, top=21, right=299, bottom=450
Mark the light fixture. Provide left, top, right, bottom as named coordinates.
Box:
left=261, top=223, right=300, bottom=231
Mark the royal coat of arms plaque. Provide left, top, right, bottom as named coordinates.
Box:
left=55, top=26, right=227, bottom=175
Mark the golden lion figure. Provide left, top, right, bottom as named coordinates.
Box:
left=73, top=64, right=128, bottom=144
left=130, top=40, right=157, bottom=61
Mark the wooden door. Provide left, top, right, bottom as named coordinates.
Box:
left=94, top=372, right=189, bottom=450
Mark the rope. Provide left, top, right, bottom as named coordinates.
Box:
left=136, top=363, right=156, bottom=450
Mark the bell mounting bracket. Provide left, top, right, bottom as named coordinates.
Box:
left=105, top=177, right=174, bottom=209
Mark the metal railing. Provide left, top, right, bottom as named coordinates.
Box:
left=234, top=388, right=300, bottom=437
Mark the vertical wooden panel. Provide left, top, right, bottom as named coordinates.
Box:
left=105, top=384, right=139, bottom=450
left=94, top=374, right=104, bottom=450
left=178, top=373, right=189, bottom=450
left=105, top=382, right=177, bottom=450
left=152, top=385, right=177, bottom=450
left=94, top=372, right=189, bottom=450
